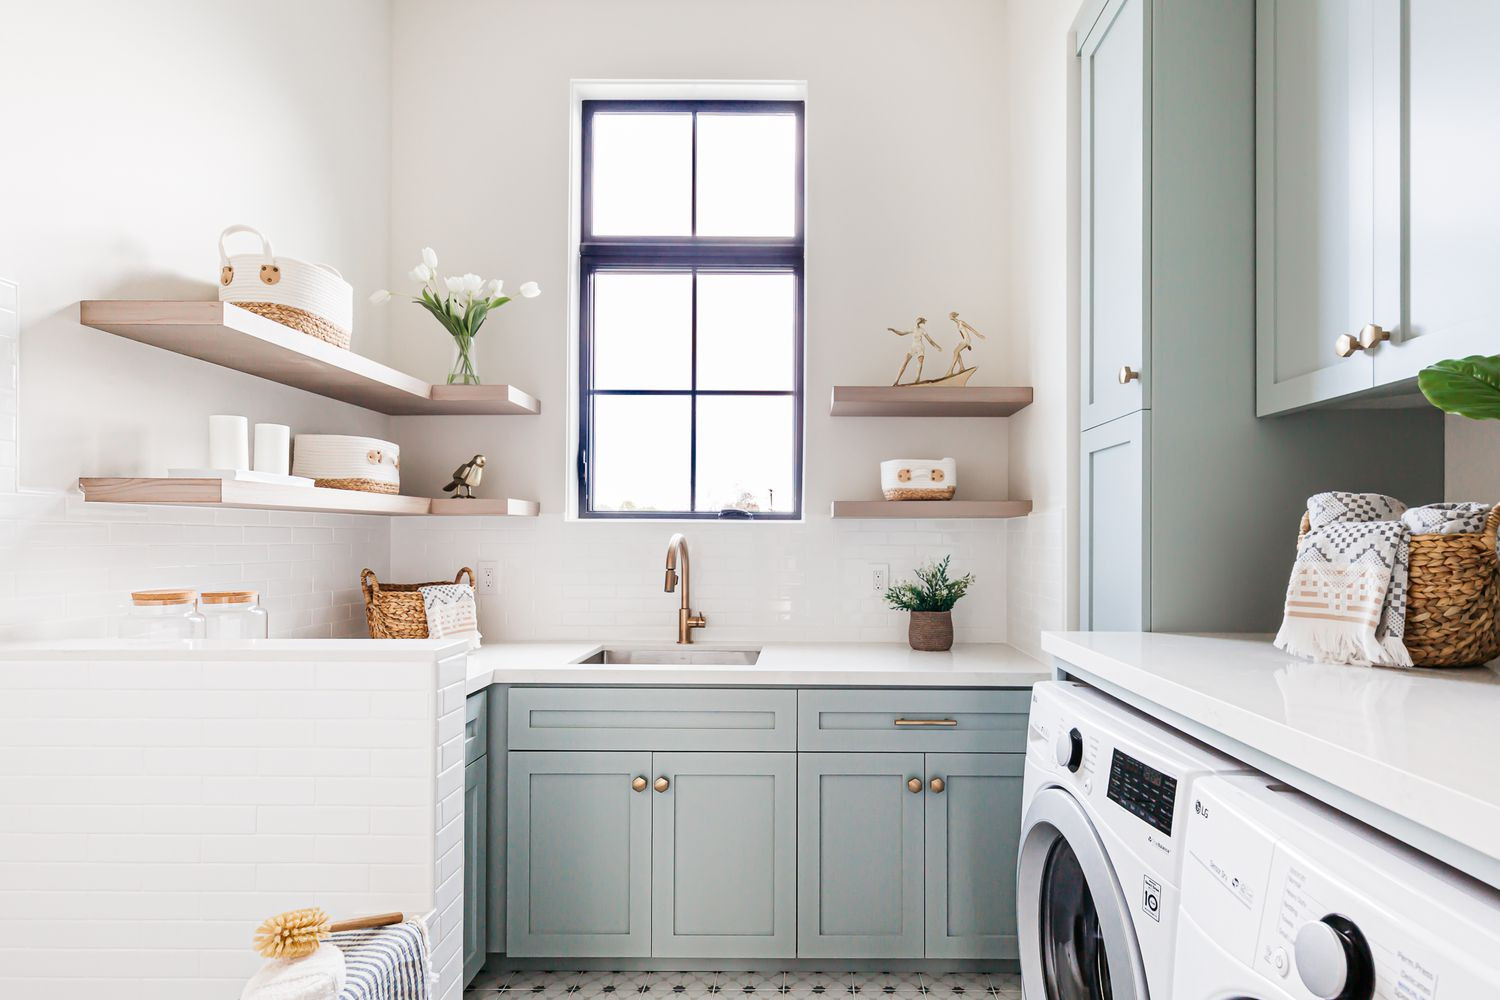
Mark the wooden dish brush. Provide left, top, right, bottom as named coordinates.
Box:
left=253, top=908, right=404, bottom=959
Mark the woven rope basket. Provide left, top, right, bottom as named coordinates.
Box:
left=1297, top=505, right=1500, bottom=668
left=907, top=611, right=954, bottom=652
left=362, top=567, right=475, bottom=639
left=232, top=301, right=351, bottom=350
left=316, top=477, right=398, bottom=494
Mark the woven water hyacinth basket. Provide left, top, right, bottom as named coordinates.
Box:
left=1297, top=505, right=1500, bottom=667
left=218, top=224, right=353, bottom=349
left=362, top=567, right=475, bottom=639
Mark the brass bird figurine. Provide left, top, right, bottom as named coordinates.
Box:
left=444, top=454, right=486, bottom=499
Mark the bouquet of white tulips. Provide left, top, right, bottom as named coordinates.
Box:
left=371, top=247, right=540, bottom=385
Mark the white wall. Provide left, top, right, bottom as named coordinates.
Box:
left=1002, top=0, right=1078, bottom=659
left=0, top=0, right=396, bottom=639
left=384, top=0, right=1017, bottom=643
left=0, top=642, right=465, bottom=1000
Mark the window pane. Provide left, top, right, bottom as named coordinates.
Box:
left=593, top=272, right=692, bottom=389
left=592, top=396, right=690, bottom=512
left=696, top=113, right=798, bottom=237
left=592, top=113, right=692, bottom=236
left=697, top=272, right=797, bottom=390
left=695, top=396, right=796, bottom=513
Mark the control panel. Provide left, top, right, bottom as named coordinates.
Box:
left=1107, top=749, right=1178, bottom=835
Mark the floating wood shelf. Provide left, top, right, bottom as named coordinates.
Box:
left=830, top=500, right=1033, bottom=519
left=79, top=300, right=540, bottom=416
left=428, top=497, right=541, bottom=517
left=829, top=385, right=1033, bottom=417
left=79, top=478, right=539, bottom=517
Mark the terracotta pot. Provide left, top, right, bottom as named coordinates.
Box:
left=908, top=611, right=954, bottom=651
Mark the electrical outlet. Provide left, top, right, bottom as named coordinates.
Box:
left=871, top=564, right=889, bottom=592
left=477, top=561, right=498, bottom=595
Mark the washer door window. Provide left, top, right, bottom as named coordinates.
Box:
left=1018, top=787, right=1148, bottom=1000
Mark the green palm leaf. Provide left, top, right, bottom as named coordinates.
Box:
left=1419, top=355, right=1500, bottom=420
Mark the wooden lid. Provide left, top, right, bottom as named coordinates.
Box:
left=200, top=590, right=259, bottom=605
left=131, top=589, right=197, bottom=606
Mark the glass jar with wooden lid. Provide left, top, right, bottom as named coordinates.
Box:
left=121, top=589, right=206, bottom=641
left=200, top=590, right=269, bottom=639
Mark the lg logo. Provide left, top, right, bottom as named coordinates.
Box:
left=1194, top=799, right=1209, bottom=819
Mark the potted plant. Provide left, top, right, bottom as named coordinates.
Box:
left=1418, top=355, right=1500, bottom=419
left=884, top=556, right=975, bottom=651
left=371, top=247, right=540, bottom=386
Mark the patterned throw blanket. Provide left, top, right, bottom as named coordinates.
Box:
left=1275, top=492, right=1491, bottom=667
left=331, top=920, right=434, bottom=1000
left=419, top=582, right=482, bottom=650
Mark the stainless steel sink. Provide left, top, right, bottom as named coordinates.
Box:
left=577, top=646, right=761, bottom=666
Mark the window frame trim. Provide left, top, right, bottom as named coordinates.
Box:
left=577, top=99, right=806, bottom=522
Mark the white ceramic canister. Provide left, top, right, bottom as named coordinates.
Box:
left=208, top=415, right=250, bottom=471
left=253, top=423, right=291, bottom=476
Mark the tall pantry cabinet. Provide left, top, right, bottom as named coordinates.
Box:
left=1074, top=0, right=1443, bottom=633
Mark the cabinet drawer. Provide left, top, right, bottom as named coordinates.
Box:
left=797, top=689, right=1028, bottom=752
left=508, top=688, right=797, bottom=751
left=465, top=689, right=488, bottom=765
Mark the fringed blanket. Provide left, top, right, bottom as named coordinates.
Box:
left=332, top=919, right=434, bottom=1000
left=1275, top=493, right=1491, bottom=667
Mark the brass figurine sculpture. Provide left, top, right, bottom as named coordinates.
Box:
left=888, top=316, right=942, bottom=385
left=945, top=311, right=987, bottom=378
left=444, top=454, right=486, bottom=499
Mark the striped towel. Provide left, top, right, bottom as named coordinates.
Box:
left=331, top=920, right=434, bottom=1000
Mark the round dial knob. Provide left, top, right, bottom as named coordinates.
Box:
left=1054, top=728, right=1084, bottom=773
left=1295, top=916, right=1374, bottom=1000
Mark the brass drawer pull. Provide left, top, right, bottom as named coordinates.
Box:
left=930, top=777, right=946, bottom=794
left=654, top=776, right=670, bottom=793
left=894, top=718, right=958, bottom=727
left=907, top=777, right=924, bottom=793
left=632, top=776, right=648, bottom=793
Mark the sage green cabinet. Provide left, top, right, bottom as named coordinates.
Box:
left=463, top=690, right=488, bottom=987
left=797, top=752, right=926, bottom=959
left=506, top=750, right=653, bottom=957
left=797, top=751, right=1024, bottom=960
left=923, top=752, right=1025, bottom=960
left=652, top=752, right=796, bottom=958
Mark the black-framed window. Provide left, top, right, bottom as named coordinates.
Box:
left=577, top=100, right=805, bottom=520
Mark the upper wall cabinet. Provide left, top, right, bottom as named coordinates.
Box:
left=1257, top=0, right=1496, bottom=415
left=1079, top=0, right=1150, bottom=431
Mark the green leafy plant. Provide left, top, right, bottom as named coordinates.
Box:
left=884, top=556, right=975, bottom=613
left=1418, top=355, right=1500, bottom=420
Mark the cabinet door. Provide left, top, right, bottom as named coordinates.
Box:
left=462, top=756, right=488, bottom=985
left=1079, top=411, right=1149, bottom=631
left=1256, top=0, right=1398, bottom=413
left=923, top=753, right=1025, bottom=960
left=506, top=751, right=652, bottom=957
left=651, top=752, right=796, bottom=958
left=1079, top=0, right=1150, bottom=430
left=797, top=752, right=925, bottom=959
left=1383, top=0, right=1500, bottom=381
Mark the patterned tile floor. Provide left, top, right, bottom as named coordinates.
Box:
left=465, top=970, right=1022, bottom=1000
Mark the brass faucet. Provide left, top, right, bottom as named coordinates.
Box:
left=664, top=533, right=707, bottom=644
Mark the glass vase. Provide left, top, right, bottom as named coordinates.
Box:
left=448, top=335, right=480, bottom=386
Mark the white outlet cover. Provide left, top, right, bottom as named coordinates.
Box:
left=872, top=564, right=889, bottom=592
left=477, top=560, right=498, bottom=595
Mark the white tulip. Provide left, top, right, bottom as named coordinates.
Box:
left=483, top=278, right=503, bottom=298
left=422, top=247, right=438, bottom=270
left=520, top=281, right=541, bottom=298
left=449, top=296, right=467, bottom=317
left=462, top=273, right=484, bottom=294
left=410, top=263, right=433, bottom=283
left=369, top=289, right=392, bottom=304
left=445, top=275, right=465, bottom=294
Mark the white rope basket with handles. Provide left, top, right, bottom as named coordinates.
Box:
left=217, top=224, right=354, bottom=349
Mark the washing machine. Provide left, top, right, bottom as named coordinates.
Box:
left=1175, top=772, right=1500, bottom=999
left=1018, top=681, right=1248, bottom=1000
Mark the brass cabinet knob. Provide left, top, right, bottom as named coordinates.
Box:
left=632, top=776, right=648, bottom=793
left=1336, top=324, right=1391, bottom=358
left=654, top=776, right=670, bottom=793
left=1118, top=365, right=1141, bottom=384
left=907, top=777, right=923, bottom=794
left=930, top=777, right=946, bottom=794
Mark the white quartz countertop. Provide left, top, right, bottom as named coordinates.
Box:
left=1042, top=630, right=1500, bottom=887
left=0, top=638, right=470, bottom=661
left=465, top=641, right=1048, bottom=694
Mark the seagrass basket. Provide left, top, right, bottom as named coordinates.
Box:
left=1297, top=506, right=1500, bottom=667
left=362, top=567, right=475, bottom=639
